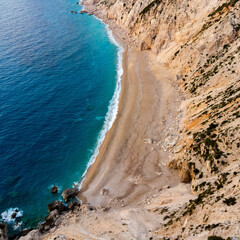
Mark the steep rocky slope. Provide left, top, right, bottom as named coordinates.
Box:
left=82, top=0, right=240, bottom=238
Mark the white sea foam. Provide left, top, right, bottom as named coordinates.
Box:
left=78, top=20, right=124, bottom=189
left=13, top=221, right=23, bottom=230
left=1, top=208, right=23, bottom=224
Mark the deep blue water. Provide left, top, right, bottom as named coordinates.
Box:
left=0, top=0, right=119, bottom=233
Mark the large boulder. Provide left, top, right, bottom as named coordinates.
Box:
left=0, top=222, right=7, bottom=240
left=48, top=200, right=66, bottom=213
left=62, top=188, right=79, bottom=202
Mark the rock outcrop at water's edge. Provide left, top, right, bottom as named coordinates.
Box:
left=0, top=223, right=7, bottom=240
left=62, top=188, right=79, bottom=202
left=22, top=0, right=240, bottom=239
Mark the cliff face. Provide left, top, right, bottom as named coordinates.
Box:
left=83, top=0, right=240, bottom=238
left=93, top=0, right=240, bottom=183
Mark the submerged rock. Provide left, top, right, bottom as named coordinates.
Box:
left=48, top=200, right=66, bottom=213
left=51, top=185, right=58, bottom=194
left=62, top=188, right=79, bottom=202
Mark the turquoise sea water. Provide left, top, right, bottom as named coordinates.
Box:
left=0, top=0, right=122, bottom=233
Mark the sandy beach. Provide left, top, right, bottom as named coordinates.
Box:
left=78, top=43, right=182, bottom=207
left=40, top=43, right=190, bottom=240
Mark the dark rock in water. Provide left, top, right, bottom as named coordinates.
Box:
left=51, top=185, right=58, bottom=194
left=67, top=201, right=80, bottom=211
left=0, top=222, right=8, bottom=240
left=11, top=212, right=17, bottom=219
left=62, top=188, right=79, bottom=202
left=48, top=200, right=66, bottom=213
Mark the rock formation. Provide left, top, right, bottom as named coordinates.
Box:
left=62, top=188, right=79, bottom=202
left=50, top=185, right=58, bottom=194
left=0, top=223, right=7, bottom=240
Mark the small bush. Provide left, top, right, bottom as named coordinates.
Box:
left=223, top=197, right=237, bottom=206
left=208, top=236, right=225, bottom=240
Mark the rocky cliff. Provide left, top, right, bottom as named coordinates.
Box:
left=83, top=0, right=240, bottom=238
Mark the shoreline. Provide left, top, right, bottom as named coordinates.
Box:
left=77, top=0, right=130, bottom=199
left=78, top=0, right=182, bottom=207
left=78, top=46, right=128, bottom=202
left=78, top=23, right=124, bottom=191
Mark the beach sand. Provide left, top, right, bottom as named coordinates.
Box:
left=78, top=46, right=181, bottom=208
